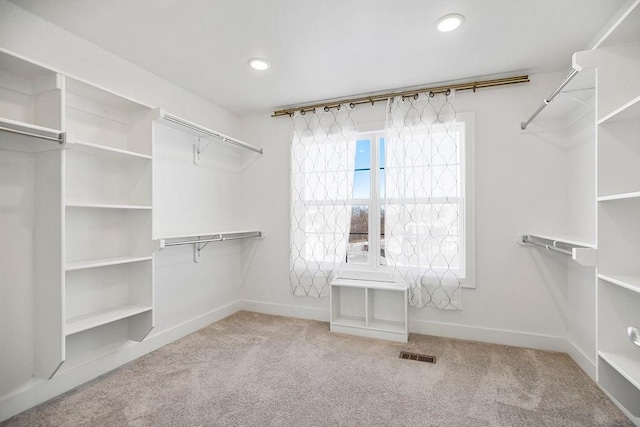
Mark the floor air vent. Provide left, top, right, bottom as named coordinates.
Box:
left=399, top=351, right=436, bottom=364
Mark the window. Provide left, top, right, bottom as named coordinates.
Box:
left=343, top=118, right=472, bottom=285
left=290, top=104, right=474, bottom=299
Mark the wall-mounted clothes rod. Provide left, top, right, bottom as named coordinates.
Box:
left=156, top=109, right=263, bottom=155
left=0, top=118, right=66, bottom=145
left=518, top=234, right=597, bottom=267
left=520, top=68, right=579, bottom=130
left=159, top=231, right=263, bottom=262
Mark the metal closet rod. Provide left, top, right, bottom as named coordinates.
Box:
left=0, top=125, right=65, bottom=144
left=520, top=68, right=579, bottom=130
left=272, top=75, right=530, bottom=117
left=521, top=235, right=573, bottom=256
left=162, top=113, right=263, bottom=155
left=163, top=231, right=262, bottom=247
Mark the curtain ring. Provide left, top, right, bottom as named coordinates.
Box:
left=369, top=97, right=374, bottom=105
left=428, top=91, right=435, bottom=98
left=324, top=106, right=330, bottom=112
left=301, top=110, right=306, bottom=115
left=445, top=89, right=451, bottom=96
left=349, top=102, right=355, bottom=108
left=336, top=104, right=341, bottom=110
left=413, top=94, right=419, bottom=100
left=473, top=82, right=477, bottom=93
left=401, top=95, right=406, bottom=101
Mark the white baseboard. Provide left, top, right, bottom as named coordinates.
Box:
left=409, top=319, right=568, bottom=353
left=241, top=299, right=329, bottom=322
left=565, top=339, right=596, bottom=380
left=0, top=300, right=243, bottom=422
left=242, top=300, right=568, bottom=353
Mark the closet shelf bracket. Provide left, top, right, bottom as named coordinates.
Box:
left=158, top=231, right=263, bottom=263
left=194, top=136, right=211, bottom=165
left=518, top=234, right=597, bottom=267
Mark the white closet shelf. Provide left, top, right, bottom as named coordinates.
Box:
left=65, top=304, right=152, bottom=336
left=67, top=140, right=152, bottom=160
left=66, top=202, right=152, bottom=210
left=0, top=117, right=65, bottom=153
left=367, top=319, right=407, bottom=334
left=522, top=233, right=596, bottom=249
left=155, top=109, right=263, bottom=155
left=65, top=256, right=152, bottom=271
left=519, top=234, right=597, bottom=266
left=157, top=229, right=261, bottom=240
left=332, top=316, right=406, bottom=334
left=598, top=95, right=640, bottom=125
left=332, top=315, right=367, bottom=329
left=599, top=351, right=640, bottom=390
left=330, top=277, right=408, bottom=291
left=597, top=192, right=640, bottom=202
left=598, top=274, right=640, bottom=294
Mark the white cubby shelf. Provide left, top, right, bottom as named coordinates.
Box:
left=597, top=274, right=640, bottom=294
left=69, top=140, right=152, bottom=160
left=599, top=351, right=640, bottom=391
left=65, top=304, right=153, bottom=336
left=66, top=203, right=152, bottom=210
left=330, top=277, right=408, bottom=343
left=66, top=256, right=153, bottom=272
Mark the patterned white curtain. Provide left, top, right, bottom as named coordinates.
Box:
left=384, top=92, right=463, bottom=310
left=290, top=105, right=357, bottom=297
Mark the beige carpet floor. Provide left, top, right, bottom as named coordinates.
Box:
left=3, top=311, right=632, bottom=426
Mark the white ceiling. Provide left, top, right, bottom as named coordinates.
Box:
left=9, top=0, right=627, bottom=116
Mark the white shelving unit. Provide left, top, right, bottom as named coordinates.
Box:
left=595, top=32, right=640, bottom=419
left=61, top=78, right=156, bottom=371
left=1, top=47, right=262, bottom=395
left=330, top=277, right=408, bottom=343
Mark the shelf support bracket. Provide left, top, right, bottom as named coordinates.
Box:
left=572, top=247, right=597, bottom=267
left=193, top=240, right=210, bottom=263
left=194, top=137, right=212, bottom=165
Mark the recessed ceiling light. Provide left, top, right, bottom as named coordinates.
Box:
left=436, top=13, right=464, bottom=32
left=248, top=58, right=271, bottom=71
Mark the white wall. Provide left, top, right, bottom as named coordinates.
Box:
left=0, top=0, right=247, bottom=419
left=239, top=72, right=585, bottom=350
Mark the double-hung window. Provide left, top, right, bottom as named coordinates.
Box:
left=344, top=116, right=472, bottom=286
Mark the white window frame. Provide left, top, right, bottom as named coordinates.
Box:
left=340, top=113, right=476, bottom=288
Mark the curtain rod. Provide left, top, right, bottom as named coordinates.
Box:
left=271, top=74, right=529, bottom=117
